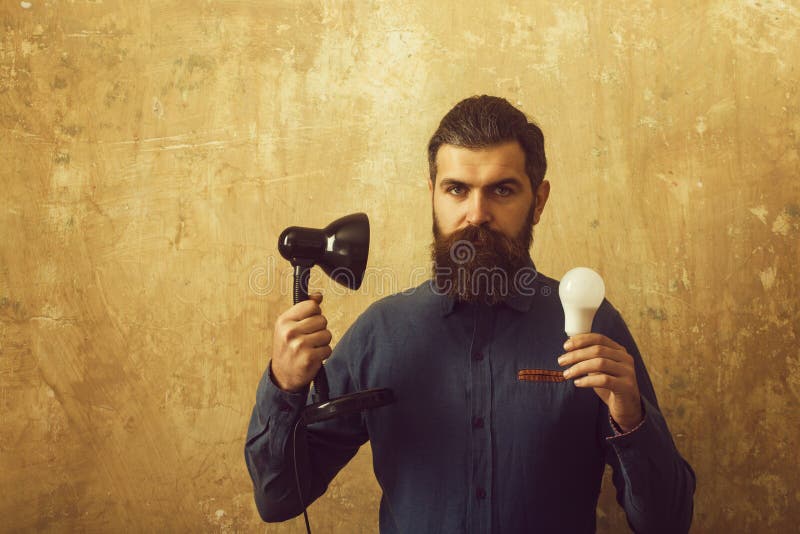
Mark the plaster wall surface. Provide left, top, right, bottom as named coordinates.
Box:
left=1, top=1, right=798, bottom=532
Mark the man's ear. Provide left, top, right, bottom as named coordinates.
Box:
left=532, top=180, right=550, bottom=225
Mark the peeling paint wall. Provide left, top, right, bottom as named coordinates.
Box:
left=1, top=1, right=798, bottom=532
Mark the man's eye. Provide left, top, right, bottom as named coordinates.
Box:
left=495, top=185, right=513, bottom=196
left=447, top=185, right=465, bottom=195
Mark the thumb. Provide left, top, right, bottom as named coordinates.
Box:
left=308, top=291, right=323, bottom=304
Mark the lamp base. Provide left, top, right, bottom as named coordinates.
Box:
left=300, top=388, right=395, bottom=426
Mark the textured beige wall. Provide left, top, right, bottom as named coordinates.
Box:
left=1, top=0, right=798, bottom=532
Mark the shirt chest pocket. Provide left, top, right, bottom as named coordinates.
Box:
left=514, top=367, right=573, bottom=417
left=512, top=367, right=599, bottom=426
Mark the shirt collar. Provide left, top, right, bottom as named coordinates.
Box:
left=437, top=257, right=538, bottom=316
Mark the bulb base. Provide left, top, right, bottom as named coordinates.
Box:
left=564, top=307, right=599, bottom=337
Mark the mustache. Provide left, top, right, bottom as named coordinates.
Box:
left=432, top=223, right=523, bottom=262
left=450, top=224, right=502, bottom=243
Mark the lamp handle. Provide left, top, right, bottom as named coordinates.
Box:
left=293, top=264, right=330, bottom=403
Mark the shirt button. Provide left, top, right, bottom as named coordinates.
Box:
left=476, top=487, right=486, bottom=500
left=472, top=351, right=484, bottom=361
left=472, top=417, right=484, bottom=429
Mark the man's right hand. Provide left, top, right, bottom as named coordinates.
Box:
left=270, top=292, right=333, bottom=392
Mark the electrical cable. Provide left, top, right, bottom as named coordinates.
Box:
left=292, top=419, right=312, bottom=534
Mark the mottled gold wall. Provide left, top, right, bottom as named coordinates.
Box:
left=1, top=0, right=798, bottom=532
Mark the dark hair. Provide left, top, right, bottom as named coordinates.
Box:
left=427, top=95, right=547, bottom=190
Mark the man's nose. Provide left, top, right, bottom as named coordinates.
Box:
left=466, top=192, right=492, bottom=226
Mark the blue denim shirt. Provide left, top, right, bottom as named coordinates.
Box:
left=245, top=266, right=695, bottom=533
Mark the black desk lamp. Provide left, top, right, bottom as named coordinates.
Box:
left=278, top=213, right=394, bottom=425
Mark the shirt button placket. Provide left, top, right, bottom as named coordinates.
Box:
left=468, top=304, right=493, bottom=534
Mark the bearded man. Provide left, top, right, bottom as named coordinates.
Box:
left=245, top=95, right=696, bottom=533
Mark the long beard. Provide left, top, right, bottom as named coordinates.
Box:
left=430, top=206, right=535, bottom=305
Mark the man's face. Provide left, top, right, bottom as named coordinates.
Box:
left=428, top=141, right=550, bottom=303
left=429, top=141, right=548, bottom=241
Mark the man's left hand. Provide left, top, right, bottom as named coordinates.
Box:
left=558, top=333, right=643, bottom=432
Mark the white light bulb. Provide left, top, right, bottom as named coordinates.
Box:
left=559, top=267, right=605, bottom=337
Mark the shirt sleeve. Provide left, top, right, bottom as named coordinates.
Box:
left=595, top=302, right=697, bottom=534
left=243, top=316, right=370, bottom=522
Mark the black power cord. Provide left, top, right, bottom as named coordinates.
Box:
left=292, top=419, right=312, bottom=534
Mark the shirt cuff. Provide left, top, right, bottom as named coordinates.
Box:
left=254, top=361, right=310, bottom=427
left=607, top=400, right=647, bottom=438
left=605, top=397, right=650, bottom=443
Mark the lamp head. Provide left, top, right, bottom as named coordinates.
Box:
left=558, top=267, right=605, bottom=337
left=278, top=213, right=370, bottom=290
